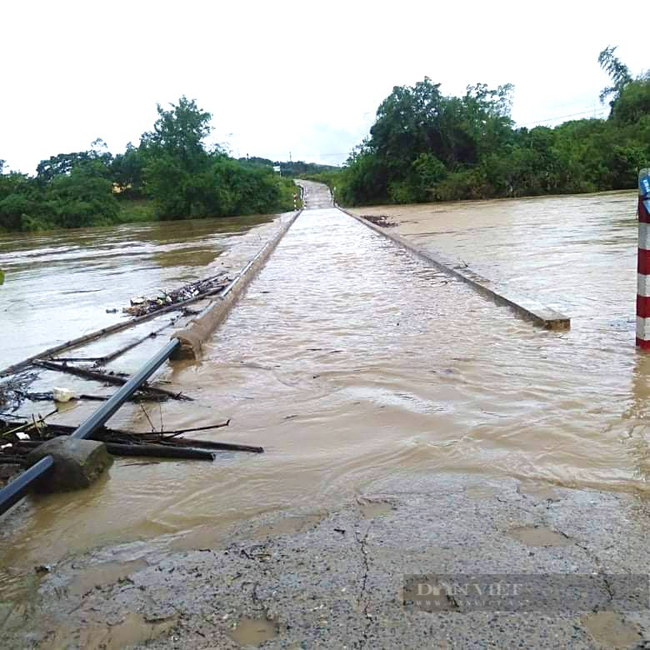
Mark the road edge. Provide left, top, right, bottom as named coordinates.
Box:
left=338, top=205, right=570, bottom=331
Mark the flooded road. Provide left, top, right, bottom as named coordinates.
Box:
left=1, top=184, right=648, bottom=589
left=351, top=191, right=637, bottom=329
left=0, top=214, right=276, bottom=369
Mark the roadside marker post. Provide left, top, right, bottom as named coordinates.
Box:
left=636, top=169, right=650, bottom=350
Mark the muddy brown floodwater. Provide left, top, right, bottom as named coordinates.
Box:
left=1, top=186, right=648, bottom=607
left=0, top=214, right=276, bottom=369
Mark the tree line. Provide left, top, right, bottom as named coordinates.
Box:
left=308, top=47, right=650, bottom=206
left=0, top=98, right=309, bottom=232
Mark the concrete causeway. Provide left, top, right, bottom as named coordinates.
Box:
left=3, top=182, right=650, bottom=649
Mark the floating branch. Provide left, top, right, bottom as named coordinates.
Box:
left=32, top=360, right=191, bottom=402
left=0, top=418, right=264, bottom=462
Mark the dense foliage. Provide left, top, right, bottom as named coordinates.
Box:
left=238, top=157, right=338, bottom=178
left=0, top=98, right=300, bottom=232
left=315, top=47, right=650, bottom=206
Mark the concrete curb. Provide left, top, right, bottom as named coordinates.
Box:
left=171, top=210, right=302, bottom=360
left=338, top=205, right=570, bottom=331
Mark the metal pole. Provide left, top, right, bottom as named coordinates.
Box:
left=72, top=339, right=180, bottom=439
left=0, top=457, right=53, bottom=517
left=637, top=169, right=650, bottom=350
left=0, top=338, right=180, bottom=517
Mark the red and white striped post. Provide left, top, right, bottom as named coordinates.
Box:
left=636, top=168, right=650, bottom=350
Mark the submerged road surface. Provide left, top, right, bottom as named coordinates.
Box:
left=4, top=180, right=650, bottom=559
left=5, top=182, right=650, bottom=648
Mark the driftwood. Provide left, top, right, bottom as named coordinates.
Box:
left=32, top=360, right=191, bottom=401
left=158, top=437, right=263, bottom=453
left=16, top=439, right=215, bottom=461
left=160, top=421, right=231, bottom=438
left=14, top=390, right=168, bottom=403
left=124, top=273, right=228, bottom=317
left=361, top=214, right=398, bottom=228
left=0, top=418, right=264, bottom=459
left=0, top=456, right=26, bottom=465
left=104, top=443, right=214, bottom=460
left=0, top=281, right=228, bottom=378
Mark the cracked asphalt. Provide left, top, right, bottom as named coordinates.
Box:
left=4, top=474, right=650, bottom=649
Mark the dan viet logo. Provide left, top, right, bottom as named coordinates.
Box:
left=403, top=574, right=649, bottom=613
left=417, top=580, right=521, bottom=598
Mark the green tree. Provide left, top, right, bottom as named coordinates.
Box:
left=111, top=143, right=146, bottom=197
left=598, top=45, right=633, bottom=107
left=36, top=140, right=112, bottom=184
left=0, top=172, right=43, bottom=231
left=611, top=79, right=650, bottom=125
left=44, top=164, right=119, bottom=228
left=141, top=96, right=216, bottom=218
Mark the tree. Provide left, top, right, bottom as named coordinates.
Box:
left=611, top=79, right=650, bottom=125
left=341, top=77, right=517, bottom=204
left=141, top=97, right=217, bottom=218
left=36, top=140, right=112, bottom=184
left=370, top=78, right=444, bottom=176
left=142, top=96, right=213, bottom=169
left=44, top=164, right=119, bottom=228
left=598, top=45, right=632, bottom=107
left=0, top=172, right=42, bottom=231
left=111, top=143, right=146, bottom=197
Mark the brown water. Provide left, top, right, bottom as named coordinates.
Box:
left=1, top=185, right=647, bottom=597
left=0, top=214, right=275, bottom=369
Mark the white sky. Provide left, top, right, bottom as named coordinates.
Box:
left=1, top=0, right=647, bottom=173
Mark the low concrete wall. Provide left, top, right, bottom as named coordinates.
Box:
left=171, top=211, right=302, bottom=360
left=339, top=206, right=570, bottom=331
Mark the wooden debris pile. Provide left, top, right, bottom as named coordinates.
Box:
left=0, top=371, right=39, bottom=413
left=0, top=417, right=263, bottom=485
left=361, top=214, right=398, bottom=228
left=124, top=273, right=230, bottom=317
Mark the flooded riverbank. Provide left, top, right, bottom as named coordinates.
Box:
left=3, top=186, right=648, bottom=565
left=0, top=214, right=279, bottom=369
left=350, top=190, right=638, bottom=329
left=2, top=186, right=649, bottom=630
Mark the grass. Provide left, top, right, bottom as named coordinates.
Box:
left=115, top=199, right=157, bottom=224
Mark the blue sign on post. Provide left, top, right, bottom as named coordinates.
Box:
left=640, top=173, right=650, bottom=199
left=640, top=170, right=650, bottom=215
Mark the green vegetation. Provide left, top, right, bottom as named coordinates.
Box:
left=0, top=99, right=301, bottom=233
left=3, top=45, right=646, bottom=230
left=238, top=157, right=338, bottom=178
left=115, top=199, right=156, bottom=224
left=316, top=47, right=650, bottom=206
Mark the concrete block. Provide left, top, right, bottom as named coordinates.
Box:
left=26, top=437, right=113, bottom=493
left=172, top=329, right=204, bottom=361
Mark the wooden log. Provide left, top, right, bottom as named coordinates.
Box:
left=16, top=439, right=215, bottom=460
left=0, top=283, right=227, bottom=378
left=15, top=390, right=167, bottom=403
left=2, top=416, right=263, bottom=454
left=157, top=437, right=264, bottom=453
left=103, top=442, right=215, bottom=460
left=160, top=421, right=231, bottom=437
left=32, top=360, right=191, bottom=401
left=3, top=420, right=263, bottom=454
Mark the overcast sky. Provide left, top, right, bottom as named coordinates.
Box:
left=1, top=0, right=647, bottom=173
